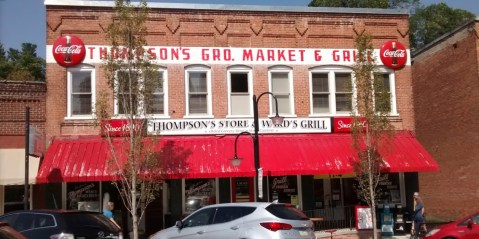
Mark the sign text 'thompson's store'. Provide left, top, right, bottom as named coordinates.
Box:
left=148, top=118, right=331, bottom=135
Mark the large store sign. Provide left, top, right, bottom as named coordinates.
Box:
left=47, top=45, right=411, bottom=66
left=148, top=117, right=331, bottom=135
left=52, top=35, right=86, bottom=67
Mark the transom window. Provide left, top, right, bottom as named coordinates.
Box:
left=67, top=65, right=95, bottom=119
left=269, top=67, right=294, bottom=116
left=185, top=66, right=212, bottom=117
left=228, top=67, right=252, bottom=116
left=310, top=68, right=353, bottom=115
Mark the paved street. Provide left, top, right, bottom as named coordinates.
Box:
left=315, top=229, right=411, bottom=239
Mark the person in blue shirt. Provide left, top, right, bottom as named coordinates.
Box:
left=413, top=192, right=425, bottom=237
left=103, top=201, right=119, bottom=227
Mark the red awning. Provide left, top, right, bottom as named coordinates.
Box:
left=36, top=131, right=439, bottom=183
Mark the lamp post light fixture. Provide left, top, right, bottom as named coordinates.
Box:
left=231, top=92, right=284, bottom=202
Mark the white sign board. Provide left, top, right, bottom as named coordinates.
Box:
left=148, top=117, right=331, bottom=135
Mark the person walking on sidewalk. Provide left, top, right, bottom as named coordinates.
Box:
left=412, top=192, right=425, bottom=238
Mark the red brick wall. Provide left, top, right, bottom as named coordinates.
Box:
left=412, top=20, right=479, bottom=221
left=0, top=81, right=46, bottom=148
left=46, top=5, right=413, bottom=139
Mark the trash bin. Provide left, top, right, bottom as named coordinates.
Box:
left=381, top=205, right=394, bottom=236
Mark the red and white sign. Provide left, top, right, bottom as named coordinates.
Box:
left=47, top=45, right=410, bottom=66
left=52, top=35, right=86, bottom=67
left=333, top=117, right=368, bottom=133
left=380, top=40, right=407, bottom=70
left=101, top=119, right=145, bottom=137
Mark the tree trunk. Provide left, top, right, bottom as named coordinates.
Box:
left=132, top=175, right=138, bottom=239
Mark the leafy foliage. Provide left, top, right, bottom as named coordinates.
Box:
left=350, top=33, right=394, bottom=239
left=97, top=1, right=162, bottom=238
left=409, top=3, right=475, bottom=50
left=0, top=43, right=45, bottom=81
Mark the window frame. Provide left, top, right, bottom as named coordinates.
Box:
left=184, top=65, right=212, bottom=118
left=268, top=66, right=296, bottom=117
left=309, top=66, right=354, bottom=116
left=146, top=69, right=169, bottom=118
left=66, top=64, right=96, bottom=119
left=227, top=66, right=253, bottom=118
left=374, top=69, right=398, bottom=116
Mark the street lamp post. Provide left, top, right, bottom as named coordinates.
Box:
left=231, top=92, right=284, bottom=202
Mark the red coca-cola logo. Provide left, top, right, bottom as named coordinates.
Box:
left=379, top=40, right=407, bottom=70
left=52, top=35, right=86, bottom=67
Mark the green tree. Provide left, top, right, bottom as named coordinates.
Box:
left=350, top=33, right=394, bottom=239
left=96, top=1, right=162, bottom=238
left=0, top=43, right=45, bottom=81
left=308, top=0, right=419, bottom=9
left=409, top=3, right=475, bottom=50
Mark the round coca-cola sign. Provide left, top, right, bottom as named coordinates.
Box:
left=52, top=35, right=86, bottom=67
left=379, top=40, right=407, bottom=70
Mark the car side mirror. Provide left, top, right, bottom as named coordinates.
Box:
left=467, top=219, right=473, bottom=229
left=175, top=220, right=183, bottom=229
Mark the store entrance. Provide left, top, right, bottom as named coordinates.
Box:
left=312, top=177, right=358, bottom=229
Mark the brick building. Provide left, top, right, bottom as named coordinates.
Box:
left=40, top=0, right=438, bottom=235
left=412, top=17, right=479, bottom=221
left=0, top=80, right=46, bottom=214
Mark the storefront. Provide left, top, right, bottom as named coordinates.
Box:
left=41, top=0, right=438, bottom=234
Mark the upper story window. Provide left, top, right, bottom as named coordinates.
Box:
left=66, top=65, right=95, bottom=119
left=114, top=69, right=165, bottom=116
left=228, top=66, right=252, bottom=117
left=310, top=67, right=353, bottom=115
left=115, top=70, right=139, bottom=115
left=185, top=65, right=212, bottom=117
left=146, top=70, right=168, bottom=116
left=374, top=71, right=398, bottom=115
left=269, top=66, right=294, bottom=116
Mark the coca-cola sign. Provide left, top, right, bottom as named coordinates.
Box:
left=379, top=40, right=407, bottom=70
left=52, top=35, right=86, bottom=67
left=100, top=119, right=145, bottom=137
left=333, top=117, right=368, bottom=133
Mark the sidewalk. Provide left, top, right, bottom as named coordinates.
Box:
left=315, top=228, right=411, bottom=239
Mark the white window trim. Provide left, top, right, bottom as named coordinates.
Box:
left=184, top=65, right=213, bottom=118
left=268, top=66, right=296, bottom=118
left=375, top=68, right=399, bottom=116
left=226, top=66, right=253, bottom=118
left=309, top=66, right=353, bottom=117
left=147, top=69, right=170, bottom=119
left=65, top=65, right=96, bottom=120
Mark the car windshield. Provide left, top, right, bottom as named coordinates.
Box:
left=265, top=204, right=310, bottom=220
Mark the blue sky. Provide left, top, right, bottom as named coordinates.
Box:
left=0, top=0, right=477, bottom=59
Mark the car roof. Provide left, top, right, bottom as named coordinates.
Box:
left=1, top=210, right=102, bottom=215
left=200, top=202, right=275, bottom=209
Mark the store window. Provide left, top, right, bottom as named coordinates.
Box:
left=231, top=177, right=254, bottom=202
left=269, top=176, right=298, bottom=205
left=269, top=66, right=294, bottom=116
left=184, top=179, right=216, bottom=214
left=66, top=65, right=95, bottom=119
left=4, top=185, right=25, bottom=213
left=228, top=66, right=252, bottom=116
left=310, top=67, right=353, bottom=115
left=185, top=65, right=212, bottom=117
left=66, top=182, right=100, bottom=212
